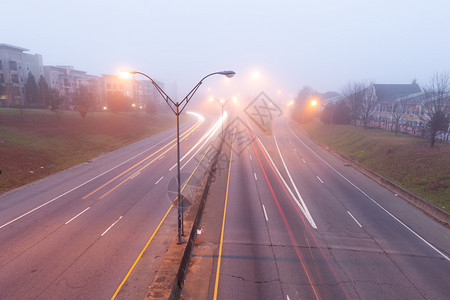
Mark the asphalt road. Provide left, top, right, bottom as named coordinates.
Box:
left=184, top=114, right=450, bottom=300
left=0, top=112, right=223, bottom=299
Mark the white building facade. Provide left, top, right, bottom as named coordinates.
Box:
left=0, top=43, right=44, bottom=107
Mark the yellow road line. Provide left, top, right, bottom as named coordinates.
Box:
left=82, top=120, right=201, bottom=200
left=110, top=137, right=217, bottom=300
left=99, top=120, right=202, bottom=200
left=110, top=203, right=173, bottom=300
left=213, top=129, right=235, bottom=300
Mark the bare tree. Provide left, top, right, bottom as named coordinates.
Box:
left=421, top=72, right=450, bottom=147
left=391, top=95, right=410, bottom=135
left=342, top=81, right=379, bottom=129
left=359, top=83, right=378, bottom=129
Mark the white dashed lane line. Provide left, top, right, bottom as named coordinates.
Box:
left=130, top=172, right=141, bottom=180
left=155, top=176, right=164, bottom=185
left=262, top=204, right=269, bottom=221
left=347, top=211, right=362, bottom=227
left=101, top=216, right=123, bottom=237
left=65, top=207, right=90, bottom=225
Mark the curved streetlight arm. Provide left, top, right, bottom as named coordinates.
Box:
left=178, top=71, right=235, bottom=114
left=131, top=71, right=177, bottom=114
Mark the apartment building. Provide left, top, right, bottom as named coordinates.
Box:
left=0, top=43, right=44, bottom=107
left=102, top=74, right=163, bottom=111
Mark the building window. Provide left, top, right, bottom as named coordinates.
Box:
left=27, top=64, right=30, bottom=71
left=0, top=60, right=2, bottom=70
left=107, top=83, right=111, bottom=89
left=11, top=74, right=19, bottom=83
left=0, top=74, right=4, bottom=83
left=9, top=61, right=18, bottom=71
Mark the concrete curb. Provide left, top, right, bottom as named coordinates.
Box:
left=169, top=136, right=224, bottom=299
left=144, top=136, right=224, bottom=300
left=293, top=121, right=449, bottom=227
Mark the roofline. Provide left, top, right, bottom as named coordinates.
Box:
left=0, top=43, right=29, bottom=52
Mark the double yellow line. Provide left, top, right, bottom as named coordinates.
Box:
left=82, top=119, right=202, bottom=200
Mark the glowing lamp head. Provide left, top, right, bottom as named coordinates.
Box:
left=310, top=99, right=318, bottom=107
left=119, top=71, right=134, bottom=79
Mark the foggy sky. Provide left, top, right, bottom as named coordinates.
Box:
left=3, top=0, right=450, bottom=102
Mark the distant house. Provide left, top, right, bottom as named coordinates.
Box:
left=0, top=43, right=44, bottom=107
left=370, top=83, right=426, bottom=134
left=369, top=83, right=449, bottom=139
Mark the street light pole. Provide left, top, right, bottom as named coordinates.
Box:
left=210, top=97, right=235, bottom=136
left=123, top=70, right=235, bottom=243
left=176, top=103, right=182, bottom=235
left=221, top=104, right=224, bottom=136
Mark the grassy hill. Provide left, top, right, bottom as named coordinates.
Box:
left=0, top=108, right=173, bottom=193
left=302, top=122, right=450, bottom=212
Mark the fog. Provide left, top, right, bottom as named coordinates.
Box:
left=3, top=0, right=450, bottom=106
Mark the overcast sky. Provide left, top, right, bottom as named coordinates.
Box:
left=3, top=0, right=450, bottom=102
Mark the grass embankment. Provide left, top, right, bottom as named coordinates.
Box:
left=0, top=108, right=173, bottom=194
left=302, top=122, right=450, bottom=212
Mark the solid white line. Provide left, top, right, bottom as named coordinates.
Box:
left=65, top=207, right=90, bottom=225
left=302, top=158, right=306, bottom=163
left=0, top=134, right=175, bottom=230
left=262, top=204, right=269, bottom=221
left=316, top=176, right=324, bottom=184
left=130, top=172, right=141, bottom=180
left=288, top=125, right=450, bottom=262
left=287, top=295, right=291, bottom=300
left=249, top=154, right=252, bottom=161
left=158, top=155, right=165, bottom=160
left=273, top=135, right=317, bottom=229
left=254, top=172, right=258, bottom=181
left=347, top=211, right=362, bottom=227
left=155, top=176, right=164, bottom=185
left=101, top=216, right=123, bottom=237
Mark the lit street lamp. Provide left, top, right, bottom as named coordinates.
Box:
left=309, top=98, right=333, bottom=148
left=121, top=70, right=235, bottom=243
left=210, top=96, right=237, bottom=136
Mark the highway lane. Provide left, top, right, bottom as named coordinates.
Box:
left=0, top=112, right=223, bottom=299
left=273, top=118, right=450, bottom=299
left=200, top=115, right=450, bottom=299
